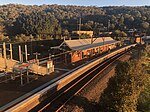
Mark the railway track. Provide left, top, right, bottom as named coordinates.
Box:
left=1, top=44, right=136, bottom=112
left=30, top=48, right=132, bottom=112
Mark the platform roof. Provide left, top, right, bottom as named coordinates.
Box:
left=59, top=37, right=119, bottom=51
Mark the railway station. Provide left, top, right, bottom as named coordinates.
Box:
left=52, top=37, right=120, bottom=63
left=0, top=37, right=120, bottom=79
left=0, top=2, right=149, bottom=112
left=0, top=35, right=144, bottom=111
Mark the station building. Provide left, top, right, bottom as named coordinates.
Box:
left=54, top=37, right=120, bottom=63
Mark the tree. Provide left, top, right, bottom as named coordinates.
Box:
left=128, top=16, right=134, bottom=22
left=137, top=45, right=150, bottom=112
left=110, top=23, right=115, bottom=30
left=137, top=75, right=150, bottom=112
left=62, top=29, right=70, bottom=39
left=99, top=59, right=147, bottom=112
left=118, top=15, right=124, bottom=25
left=1, top=4, right=150, bottom=41
left=141, top=22, right=149, bottom=29
left=13, top=12, right=61, bottom=39
left=141, top=22, right=149, bottom=33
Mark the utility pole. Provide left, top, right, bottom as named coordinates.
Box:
left=79, top=17, right=81, bottom=32
left=79, top=16, right=82, bottom=39
left=108, top=20, right=110, bottom=32
left=19, top=45, right=22, bottom=62
left=25, top=45, right=28, bottom=62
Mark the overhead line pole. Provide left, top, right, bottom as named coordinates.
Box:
left=19, top=45, right=22, bottom=62
left=25, top=45, right=28, bottom=62
left=79, top=16, right=82, bottom=39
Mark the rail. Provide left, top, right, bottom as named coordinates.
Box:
left=36, top=46, right=129, bottom=112
left=0, top=44, right=136, bottom=112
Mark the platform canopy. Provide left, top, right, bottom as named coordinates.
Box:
left=59, top=37, right=119, bottom=51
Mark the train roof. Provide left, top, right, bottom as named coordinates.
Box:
left=59, top=37, right=119, bottom=51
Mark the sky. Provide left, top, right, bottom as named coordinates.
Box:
left=0, top=0, right=150, bottom=6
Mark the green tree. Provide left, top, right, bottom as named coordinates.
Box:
left=99, top=59, right=147, bottom=112
left=137, top=45, right=150, bottom=112
left=141, top=22, right=149, bottom=29
left=62, top=29, right=70, bottom=39
left=118, top=15, right=124, bottom=25
left=13, top=12, right=61, bottom=39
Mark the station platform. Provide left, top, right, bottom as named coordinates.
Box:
left=0, top=59, right=85, bottom=107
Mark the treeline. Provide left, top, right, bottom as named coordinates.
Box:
left=99, top=45, right=150, bottom=112
left=0, top=4, right=150, bottom=42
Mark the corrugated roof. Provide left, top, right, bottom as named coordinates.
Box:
left=61, top=37, right=118, bottom=51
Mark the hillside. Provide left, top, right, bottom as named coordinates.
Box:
left=0, top=4, right=150, bottom=41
